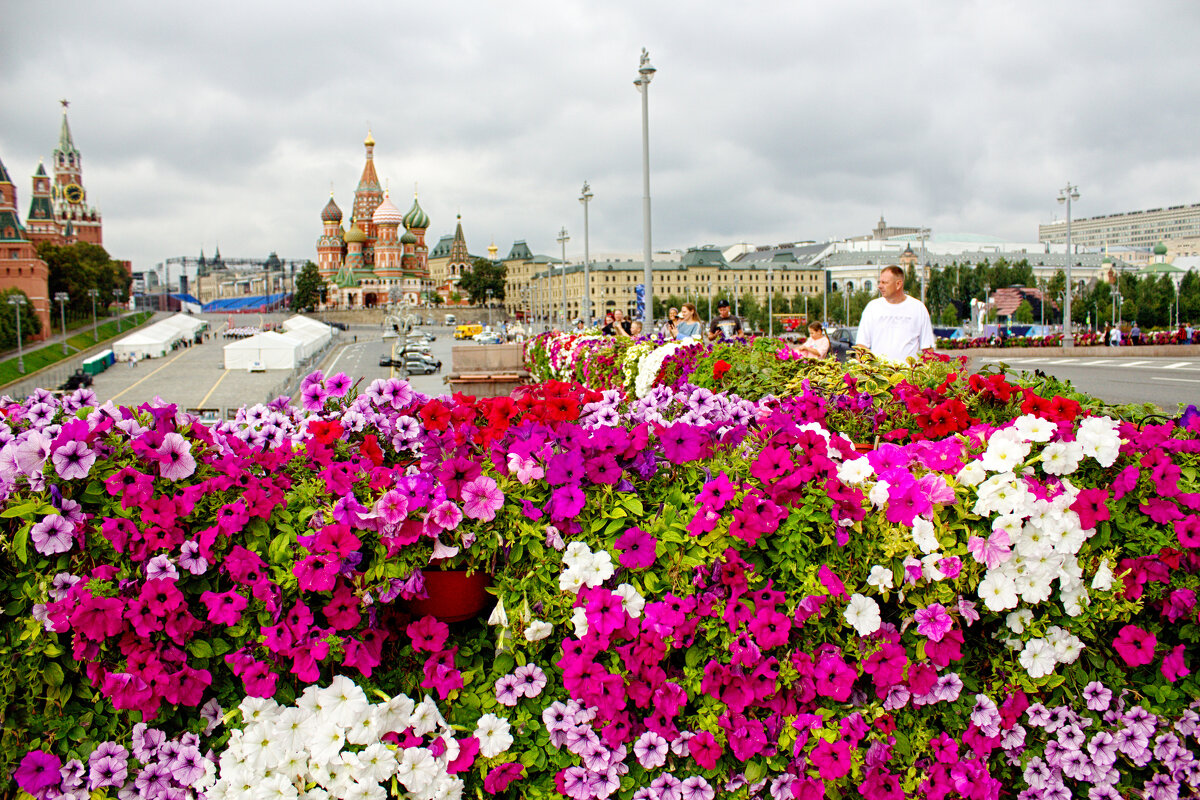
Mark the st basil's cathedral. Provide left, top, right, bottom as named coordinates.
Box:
left=316, top=132, right=432, bottom=308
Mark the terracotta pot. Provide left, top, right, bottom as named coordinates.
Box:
left=407, top=569, right=493, bottom=623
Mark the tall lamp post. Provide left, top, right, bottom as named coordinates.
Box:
left=113, top=289, right=123, bottom=332
left=54, top=292, right=70, bottom=355
left=556, top=227, right=569, bottom=328
left=634, top=49, right=656, bottom=330
left=767, top=265, right=774, bottom=337
left=1057, top=183, right=1080, bottom=347
left=486, top=289, right=493, bottom=330
left=87, top=289, right=99, bottom=341
left=918, top=227, right=930, bottom=305
left=580, top=182, right=593, bottom=325
left=8, top=295, right=26, bottom=374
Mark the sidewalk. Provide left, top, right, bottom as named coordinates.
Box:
left=937, top=343, right=1200, bottom=359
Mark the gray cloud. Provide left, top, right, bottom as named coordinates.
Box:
left=3, top=0, right=1200, bottom=271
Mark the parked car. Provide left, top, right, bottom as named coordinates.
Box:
left=328, top=321, right=349, bottom=331
left=473, top=331, right=504, bottom=344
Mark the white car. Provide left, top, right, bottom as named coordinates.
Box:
left=473, top=331, right=504, bottom=344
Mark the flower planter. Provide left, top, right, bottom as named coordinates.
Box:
left=407, top=569, right=493, bottom=622
left=853, top=442, right=874, bottom=454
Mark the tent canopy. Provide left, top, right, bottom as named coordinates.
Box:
left=223, top=331, right=303, bottom=370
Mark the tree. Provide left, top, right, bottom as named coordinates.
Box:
left=1013, top=300, right=1035, bottom=324
left=0, top=288, right=42, bottom=350
left=939, top=303, right=959, bottom=327
left=458, top=258, right=507, bottom=305
left=38, top=241, right=130, bottom=317
left=291, top=261, right=323, bottom=311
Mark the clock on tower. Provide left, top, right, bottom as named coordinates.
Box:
left=64, top=183, right=84, bottom=204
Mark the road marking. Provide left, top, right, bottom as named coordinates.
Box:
left=1153, top=377, right=1200, bottom=384
left=1115, top=361, right=1150, bottom=368
left=1163, top=362, right=1194, bottom=369
left=1084, top=360, right=1112, bottom=365
left=197, top=369, right=231, bottom=407
left=1016, top=358, right=1048, bottom=363
left=1045, top=358, right=1078, bottom=364
left=108, top=350, right=191, bottom=403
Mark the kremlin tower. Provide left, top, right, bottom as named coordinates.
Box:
left=316, top=132, right=430, bottom=308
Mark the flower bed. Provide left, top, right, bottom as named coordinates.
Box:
left=1, top=369, right=1198, bottom=800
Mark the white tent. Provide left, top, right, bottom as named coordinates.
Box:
left=223, top=331, right=303, bottom=370
left=281, top=316, right=332, bottom=359
left=159, top=313, right=207, bottom=338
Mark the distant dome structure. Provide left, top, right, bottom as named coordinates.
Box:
left=400, top=229, right=417, bottom=245
left=403, top=195, right=429, bottom=230
left=1154, top=241, right=1168, bottom=256
left=372, top=194, right=403, bottom=226
left=344, top=223, right=367, bottom=243
left=321, top=196, right=342, bottom=223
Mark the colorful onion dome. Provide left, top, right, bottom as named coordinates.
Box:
left=403, top=195, right=429, bottom=230
left=372, top=194, right=403, bottom=226
left=344, top=223, right=367, bottom=244
left=400, top=229, right=417, bottom=245
left=321, top=196, right=343, bottom=223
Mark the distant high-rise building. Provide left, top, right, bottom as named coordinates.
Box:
left=1039, top=203, right=1200, bottom=251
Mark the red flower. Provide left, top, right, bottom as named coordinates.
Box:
left=419, top=400, right=451, bottom=431
left=713, top=360, right=732, bottom=380
left=308, top=419, right=344, bottom=445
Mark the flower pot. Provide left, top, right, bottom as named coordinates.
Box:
left=407, top=569, right=493, bottom=623
left=853, top=442, right=874, bottom=454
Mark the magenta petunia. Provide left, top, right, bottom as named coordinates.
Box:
left=15, top=750, right=62, bottom=795
left=1113, top=624, right=1157, bottom=667
left=615, top=526, right=657, bottom=569
left=1162, top=644, right=1191, bottom=682
left=913, top=603, right=954, bottom=642
left=483, top=762, right=525, bottom=794
left=155, top=432, right=196, bottom=481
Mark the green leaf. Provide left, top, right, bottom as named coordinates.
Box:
left=44, top=662, right=64, bottom=687
left=188, top=640, right=214, bottom=659
left=744, top=760, right=766, bottom=784
left=13, top=524, right=29, bottom=564
left=1, top=501, right=39, bottom=519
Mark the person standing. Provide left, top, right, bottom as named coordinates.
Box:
left=675, top=303, right=703, bottom=340
left=660, top=307, right=679, bottom=338
left=1109, top=324, right=1122, bottom=347
left=707, top=299, right=743, bottom=341
left=1130, top=321, right=1142, bottom=345
left=855, top=265, right=935, bottom=361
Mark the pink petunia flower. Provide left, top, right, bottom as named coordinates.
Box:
left=483, top=762, right=525, bottom=794
left=156, top=433, right=196, bottom=481
left=461, top=475, right=504, bottom=522
left=51, top=439, right=96, bottom=480
left=1162, top=644, right=1190, bottom=682
left=913, top=603, right=954, bottom=642
left=1113, top=624, right=1157, bottom=667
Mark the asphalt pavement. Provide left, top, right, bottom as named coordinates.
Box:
left=971, top=354, right=1200, bottom=411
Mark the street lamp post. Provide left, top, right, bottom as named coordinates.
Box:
left=580, top=182, right=593, bottom=325
left=486, top=289, right=493, bottom=330
left=918, top=227, right=930, bottom=306
left=54, top=292, right=70, bottom=355
left=768, top=265, right=774, bottom=337
left=557, top=227, right=569, bottom=328
left=87, top=289, right=99, bottom=341
left=1057, top=183, right=1080, bottom=346
left=634, top=49, right=656, bottom=330
left=734, top=274, right=740, bottom=317
left=707, top=278, right=712, bottom=322
left=8, top=295, right=26, bottom=374
left=113, top=289, right=123, bottom=331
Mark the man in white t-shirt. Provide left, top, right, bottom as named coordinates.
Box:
left=855, top=265, right=935, bottom=361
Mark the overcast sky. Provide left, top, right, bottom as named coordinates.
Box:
left=3, top=1, right=1200, bottom=272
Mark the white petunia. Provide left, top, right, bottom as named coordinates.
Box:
left=979, top=435, right=1031, bottom=473
left=843, top=594, right=882, bottom=637
left=866, top=565, right=894, bottom=591
left=559, top=567, right=587, bottom=594
left=410, top=696, right=445, bottom=737
left=372, top=694, right=415, bottom=737
left=1005, top=608, right=1033, bottom=634
left=571, top=607, right=589, bottom=637
left=837, top=457, right=874, bottom=486
left=1018, top=638, right=1058, bottom=679
left=1091, top=559, right=1114, bottom=591
left=319, top=675, right=370, bottom=730
left=487, top=599, right=509, bottom=627
left=1039, top=441, right=1083, bottom=476
left=614, top=583, right=646, bottom=617
left=1012, top=414, right=1056, bottom=443
left=306, top=722, right=347, bottom=767
left=355, top=743, right=398, bottom=784
left=868, top=479, right=891, bottom=508
left=581, top=550, right=614, bottom=587
left=978, top=571, right=1019, bottom=612
left=1076, top=416, right=1122, bottom=467
left=562, top=541, right=593, bottom=570
left=395, top=748, right=439, bottom=795
left=957, top=461, right=987, bottom=486
left=524, top=619, right=553, bottom=641
left=474, top=713, right=514, bottom=759
left=911, top=517, right=940, bottom=554
left=921, top=553, right=947, bottom=581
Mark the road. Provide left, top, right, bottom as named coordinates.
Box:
left=970, top=355, right=1200, bottom=412
left=320, top=327, right=456, bottom=398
